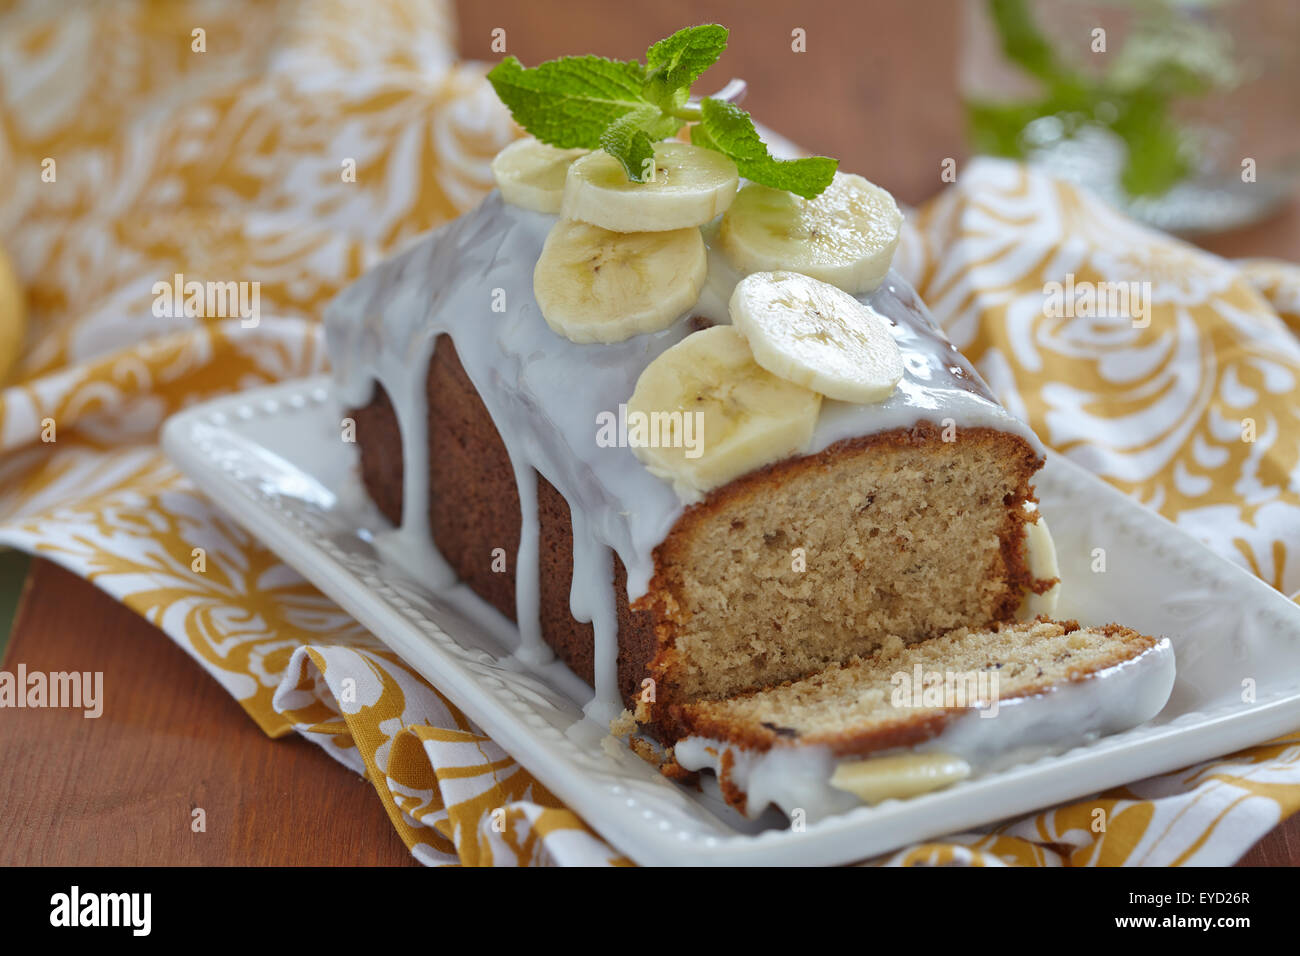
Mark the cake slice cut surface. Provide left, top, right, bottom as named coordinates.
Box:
left=669, top=620, right=1176, bottom=820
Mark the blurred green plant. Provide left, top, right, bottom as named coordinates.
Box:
left=0, top=549, right=30, bottom=659
left=967, top=0, right=1238, bottom=196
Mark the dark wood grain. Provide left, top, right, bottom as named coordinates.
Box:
left=0, top=559, right=416, bottom=866
left=1238, top=811, right=1300, bottom=867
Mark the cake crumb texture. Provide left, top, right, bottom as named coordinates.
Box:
left=675, top=620, right=1156, bottom=756
left=644, top=424, right=1043, bottom=723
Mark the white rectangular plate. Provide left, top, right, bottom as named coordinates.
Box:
left=162, top=375, right=1300, bottom=866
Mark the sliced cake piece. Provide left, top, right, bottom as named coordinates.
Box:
left=667, top=620, right=1175, bottom=820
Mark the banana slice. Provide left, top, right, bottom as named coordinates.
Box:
left=562, top=142, right=739, bottom=232
left=533, top=220, right=706, bottom=344
left=627, top=325, right=821, bottom=501
left=719, top=173, right=903, bottom=293
left=829, top=753, right=971, bottom=805
left=729, top=271, right=903, bottom=403
left=491, top=137, right=589, bottom=214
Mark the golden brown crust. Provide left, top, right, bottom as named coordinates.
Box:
left=658, top=753, right=697, bottom=783
left=676, top=696, right=953, bottom=759
left=627, top=736, right=662, bottom=767
left=716, top=748, right=747, bottom=810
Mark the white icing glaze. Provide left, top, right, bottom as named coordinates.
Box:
left=325, top=192, right=1047, bottom=718
left=1021, top=502, right=1061, bottom=617
left=510, top=462, right=548, bottom=666
left=673, top=637, right=1176, bottom=821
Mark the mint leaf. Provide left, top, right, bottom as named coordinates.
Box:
left=487, top=55, right=648, bottom=148
left=600, top=107, right=683, bottom=181
left=695, top=98, right=837, bottom=198
left=643, top=24, right=728, bottom=109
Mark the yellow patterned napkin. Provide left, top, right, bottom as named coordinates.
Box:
left=2, top=0, right=1298, bottom=866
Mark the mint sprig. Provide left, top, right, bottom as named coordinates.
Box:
left=486, top=24, right=837, bottom=196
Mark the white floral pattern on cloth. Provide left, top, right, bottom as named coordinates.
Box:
left=1, top=1, right=1298, bottom=866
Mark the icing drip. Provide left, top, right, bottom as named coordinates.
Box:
left=390, top=343, right=456, bottom=587
left=325, top=191, right=1048, bottom=718
left=673, top=637, right=1177, bottom=821
left=569, top=508, right=621, bottom=724
left=509, top=461, right=549, bottom=665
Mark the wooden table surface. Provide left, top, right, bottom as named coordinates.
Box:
left=2, top=0, right=1298, bottom=866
